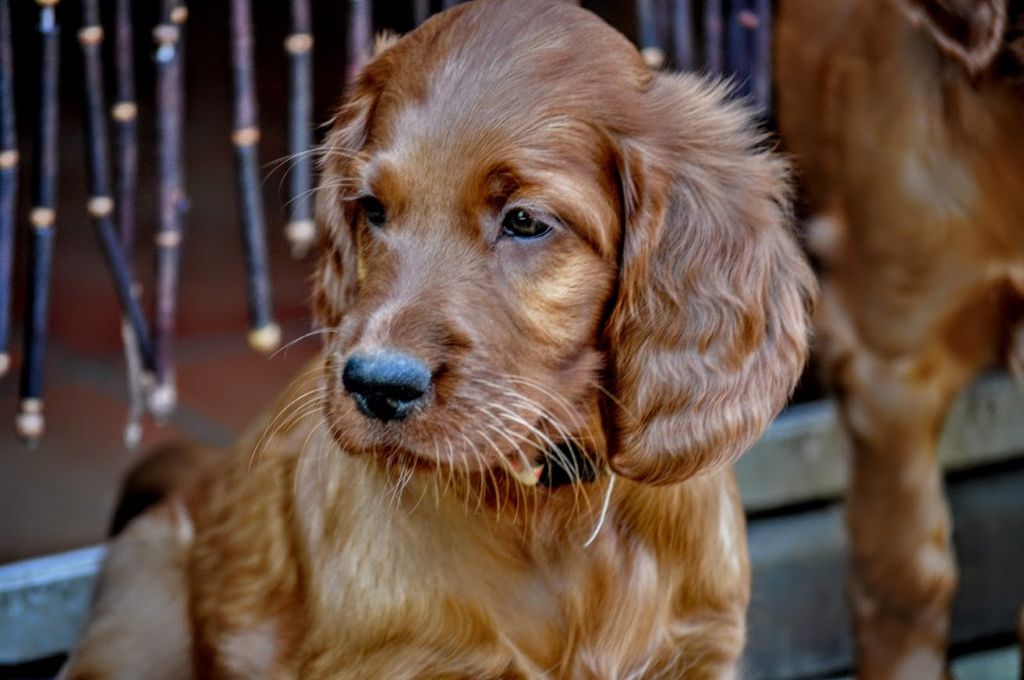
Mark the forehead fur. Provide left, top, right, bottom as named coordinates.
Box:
left=362, top=0, right=653, bottom=154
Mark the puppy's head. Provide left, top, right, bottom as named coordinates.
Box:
left=315, top=0, right=814, bottom=488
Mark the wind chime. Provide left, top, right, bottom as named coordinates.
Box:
left=0, top=0, right=770, bottom=447
left=0, top=0, right=316, bottom=446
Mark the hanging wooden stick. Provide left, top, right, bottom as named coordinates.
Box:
left=112, top=0, right=136, bottom=256
left=0, top=0, right=16, bottom=378
left=670, top=0, right=695, bottom=72
left=150, top=0, right=186, bottom=417
left=703, top=0, right=723, bottom=75
left=111, top=0, right=146, bottom=446
left=347, top=1, right=372, bottom=83
left=17, top=0, right=60, bottom=444
left=285, top=0, right=315, bottom=258
left=636, top=0, right=665, bottom=69
left=413, top=0, right=430, bottom=26
left=171, top=1, right=187, bottom=219
left=231, top=0, right=280, bottom=355
left=752, top=0, right=772, bottom=112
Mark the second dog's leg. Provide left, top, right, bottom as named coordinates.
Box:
left=838, top=345, right=969, bottom=680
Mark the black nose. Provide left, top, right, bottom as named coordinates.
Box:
left=341, top=351, right=431, bottom=422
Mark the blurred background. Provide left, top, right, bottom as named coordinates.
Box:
left=0, top=1, right=1022, bottom=679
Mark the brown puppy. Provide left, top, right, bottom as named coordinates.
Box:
left=777, top=0, right=1024, bottom=677
left=62, top=1, right=813, bottom=677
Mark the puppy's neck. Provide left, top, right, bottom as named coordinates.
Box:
left=295, top=433, right=615, bottom=553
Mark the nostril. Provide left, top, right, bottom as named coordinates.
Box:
left=341, top=351, right=431, bottom=421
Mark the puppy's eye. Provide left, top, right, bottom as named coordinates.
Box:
left=502, top=208, right=552, bottom=239
left=360, top=196, right=387, bottom=227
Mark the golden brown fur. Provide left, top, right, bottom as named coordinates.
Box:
left=62, top=1, right=813, bottom=677
left=776, top=0, right=1024, bottom=677
left=108, top=442, right=225, bottom=536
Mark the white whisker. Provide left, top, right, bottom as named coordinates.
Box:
left=271, top=328, right=337, bottom=358
left=583, top=473, right=616, bottom=548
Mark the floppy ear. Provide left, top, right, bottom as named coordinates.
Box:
left=606, top=74, right=815, bottom=486
left=312, top=43, right=395, bottom=329
left=894, top=0, right=1007, bottom=75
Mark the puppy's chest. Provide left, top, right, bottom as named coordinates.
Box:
left=207, top=498, right=690, bottom=679
left=309, top=522, right=567, bottom=654
left=294, top=522, right=676, bottom=677
left=207, top=525, right=564, bottom=678
left=254, top=462, right=689, bottom=676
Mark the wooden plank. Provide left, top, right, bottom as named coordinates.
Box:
left=0, top=545, right=104, bottom=664
left=745, top=466, right=1024, bottom=678
left=738, top=373, right=1024, bottom=512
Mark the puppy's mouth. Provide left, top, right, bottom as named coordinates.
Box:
left=503, top=442, right=601, bottom=488
left=326, top=390, right=600, bottom=489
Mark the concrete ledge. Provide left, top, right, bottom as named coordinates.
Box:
left=0, top=545, right=104, bottom=664
left=738, top=373, right=1024, bottom=512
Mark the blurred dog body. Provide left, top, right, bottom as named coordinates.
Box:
left=777, top=0, right=1024, bottom=676
left=61, top=1, right=813, bottom=677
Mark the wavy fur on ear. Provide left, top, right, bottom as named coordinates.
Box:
left=312, top=68, right=385, bottom=330
left=607, top=75, right=816, bottom=486
left=894, top=0, right=1007, bottom=75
